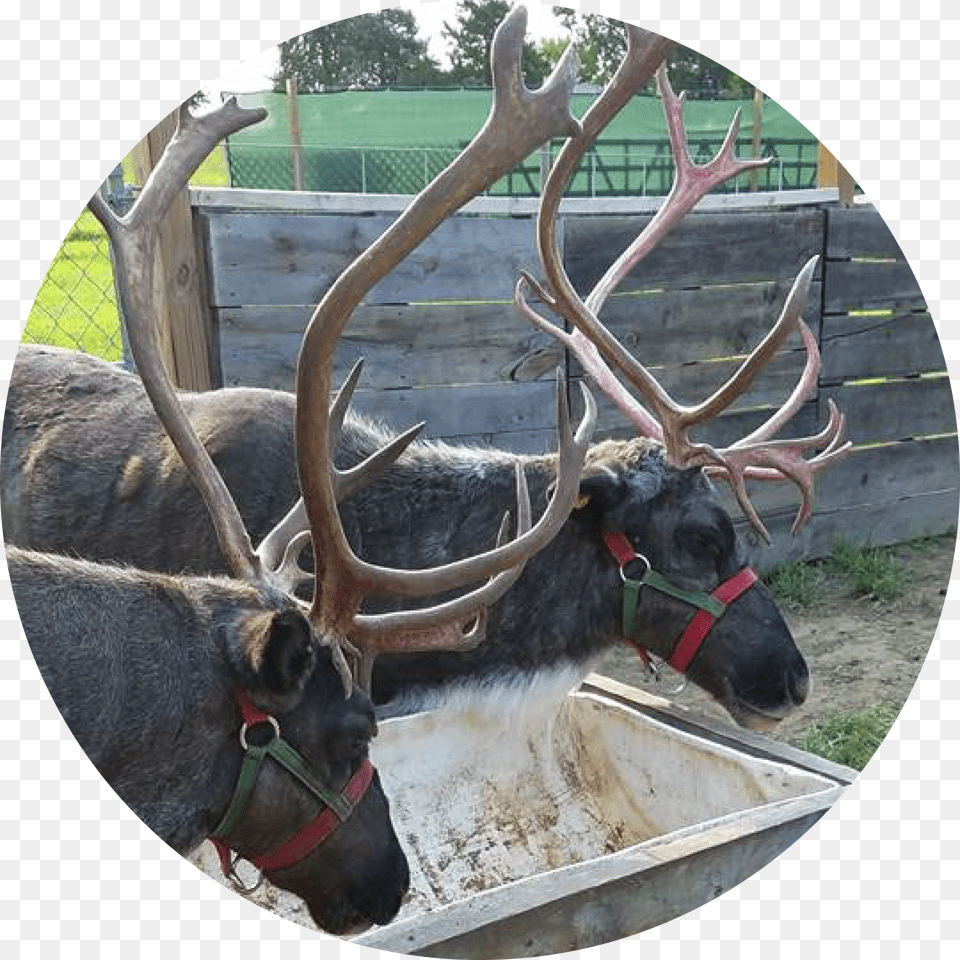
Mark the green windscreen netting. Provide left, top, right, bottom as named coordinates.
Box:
left=225, top=88, right=819, bottom=196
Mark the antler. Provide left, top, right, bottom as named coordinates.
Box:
left=89, top=101, right=424, bottom=596
left=90, top=100, right=270, bottom=584
left=515, top=48, right=851, bottom=541
left=294, top=6, right=597, bottom=693
left=253, top=357, right=427, bottom=592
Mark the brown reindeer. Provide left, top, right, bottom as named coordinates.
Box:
left=5, top=6, right=597, bottom=932
left=3, top=17, right=846, bottom=730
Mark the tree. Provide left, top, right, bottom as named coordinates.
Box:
left=550, top=8, right=753, bottom=96
left=442, top=0, right=552, bottom=87
left=272, top=11, right=443, bottom=91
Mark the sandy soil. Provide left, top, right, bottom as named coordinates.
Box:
left=597, top=533, right=957, bottom=745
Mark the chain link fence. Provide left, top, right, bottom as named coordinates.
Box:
left=22, top=169, right=133, bottom=361
left=225, top=137, right=819, bottom=196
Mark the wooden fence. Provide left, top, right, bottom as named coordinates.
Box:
left=191, top=188, right=957, bottom=569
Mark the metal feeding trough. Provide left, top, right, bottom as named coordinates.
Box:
left=194, top=674, right=853, bottom=956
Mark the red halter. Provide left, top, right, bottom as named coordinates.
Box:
left=602, top=531, right=759, bottom=673
left=210, top=689, right=375, bottom=881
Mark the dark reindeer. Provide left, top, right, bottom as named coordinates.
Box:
left=5, top=7, right=597, bottom=932
left=3, top=18, right=847, bottom=732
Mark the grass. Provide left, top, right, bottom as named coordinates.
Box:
left=763, top=536, right=916, bottom=610
left=794, top=704, right=900, bottom=770
left=24, top=146, right=230, bottom=360
left=829, top=540, right=907, bottom=603
left=24, top=208, right=122, bottom=360
left=763, top=560, right=827, bottom=612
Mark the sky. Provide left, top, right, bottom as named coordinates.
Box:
left=207, top=2, right=565, bottom=96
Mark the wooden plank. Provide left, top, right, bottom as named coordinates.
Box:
left=563, top=209, right=825, bottom=294
left=218, top=280, right=824, bottom=394
left=203, top=210, right=544, bottom=307
left=591, top=401, right=821, bottom=452
left=820, top=310, right=945, bottom=383
left=823, top=259, right=927, bottom=314
left=346, top=381, right=562, bottom=455
left=826, top=206, right=907, bottom=259
left=217, top=301, right=564, bottom=391
left=191, top=186, right=843, bottom=216
left=591, top=279, right=823, bottom=367
left=131, top=109, right=214, bottom=390
left=822, top=377, right=956, bottom=446
left=574, top=342, right=824, bottom=435
left=740, top=486, right=960, bottom=569
left=727, top=435, right=959, bottom=518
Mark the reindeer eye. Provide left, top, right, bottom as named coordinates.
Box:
left=687, top=528, right=721, bottom=559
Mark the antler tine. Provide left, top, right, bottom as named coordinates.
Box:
left=254, top=359, right=426, bottom=589
left=88, top=98, right=269, bottom=584
left=294, top=7, right=592, bottom=694
left=585, top=65, right=771, bottom=316
left=330, top=359, right=428, bottom=501
left=665, top=255, right=821, bottom=446
left=329, top=357, right=426, bottom=495
left=707, top=399, right=851, bottom=540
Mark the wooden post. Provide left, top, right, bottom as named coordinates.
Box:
left=817, top=142, right=856, bottom=207
left=287, top=78, right=305, bottom=192
left=130, top=107, right=215, bottom=391
left=750, top=87, right=763, bottom=191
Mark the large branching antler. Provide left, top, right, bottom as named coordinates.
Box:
left=89, top=101, right=436, bottom=597
left=294, top=6, right=597, bottom=693
left=90, top=100, right=270, bottom=584
left=515, top=45, right=851, bottom=541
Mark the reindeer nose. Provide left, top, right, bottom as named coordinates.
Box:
left=788, top=657, right=810, bottom=705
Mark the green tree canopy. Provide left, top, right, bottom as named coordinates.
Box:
left=549, top=8, right=754, bottom=96
left=442, top=0, right=553, bottom=87
left=272, top=10, right=443, bottom=91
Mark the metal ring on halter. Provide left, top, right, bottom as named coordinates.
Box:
left=619, top=551, right=651, bottom=583
left=239, top=715, right=280, bottom=751
left=647, top=653, right=686, bottom=696
left=226, top=853, right=266, bottom=895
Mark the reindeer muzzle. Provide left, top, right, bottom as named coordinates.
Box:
left=602, top=531, right=759, bottom=673
left=210, top=688, right=374, bottom=886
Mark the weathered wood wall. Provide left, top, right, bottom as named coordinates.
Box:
left=194, top=190, right=957, bottom=567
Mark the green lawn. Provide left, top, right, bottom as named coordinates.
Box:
left=24, top=208, right=123, bottom=360
left=25, top=146, right=230, bottom=360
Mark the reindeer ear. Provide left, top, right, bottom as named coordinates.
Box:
left=250, top=610, right=316, bottom=700
left=575, top=471, right=624, bottom=515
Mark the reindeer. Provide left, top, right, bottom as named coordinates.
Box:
left=3, top=15, right=847, bottom=732
left=5, top=6, right=597, bottom=932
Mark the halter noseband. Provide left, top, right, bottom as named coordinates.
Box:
left=602, top=530, right=759, bottom=674
left=210, top=688, right=374, bottom=887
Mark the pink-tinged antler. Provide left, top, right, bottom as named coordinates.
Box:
left=516, top=53, right=850, bottom=542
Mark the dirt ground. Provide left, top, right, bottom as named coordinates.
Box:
left=596, top=533, right=957, bottom=745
